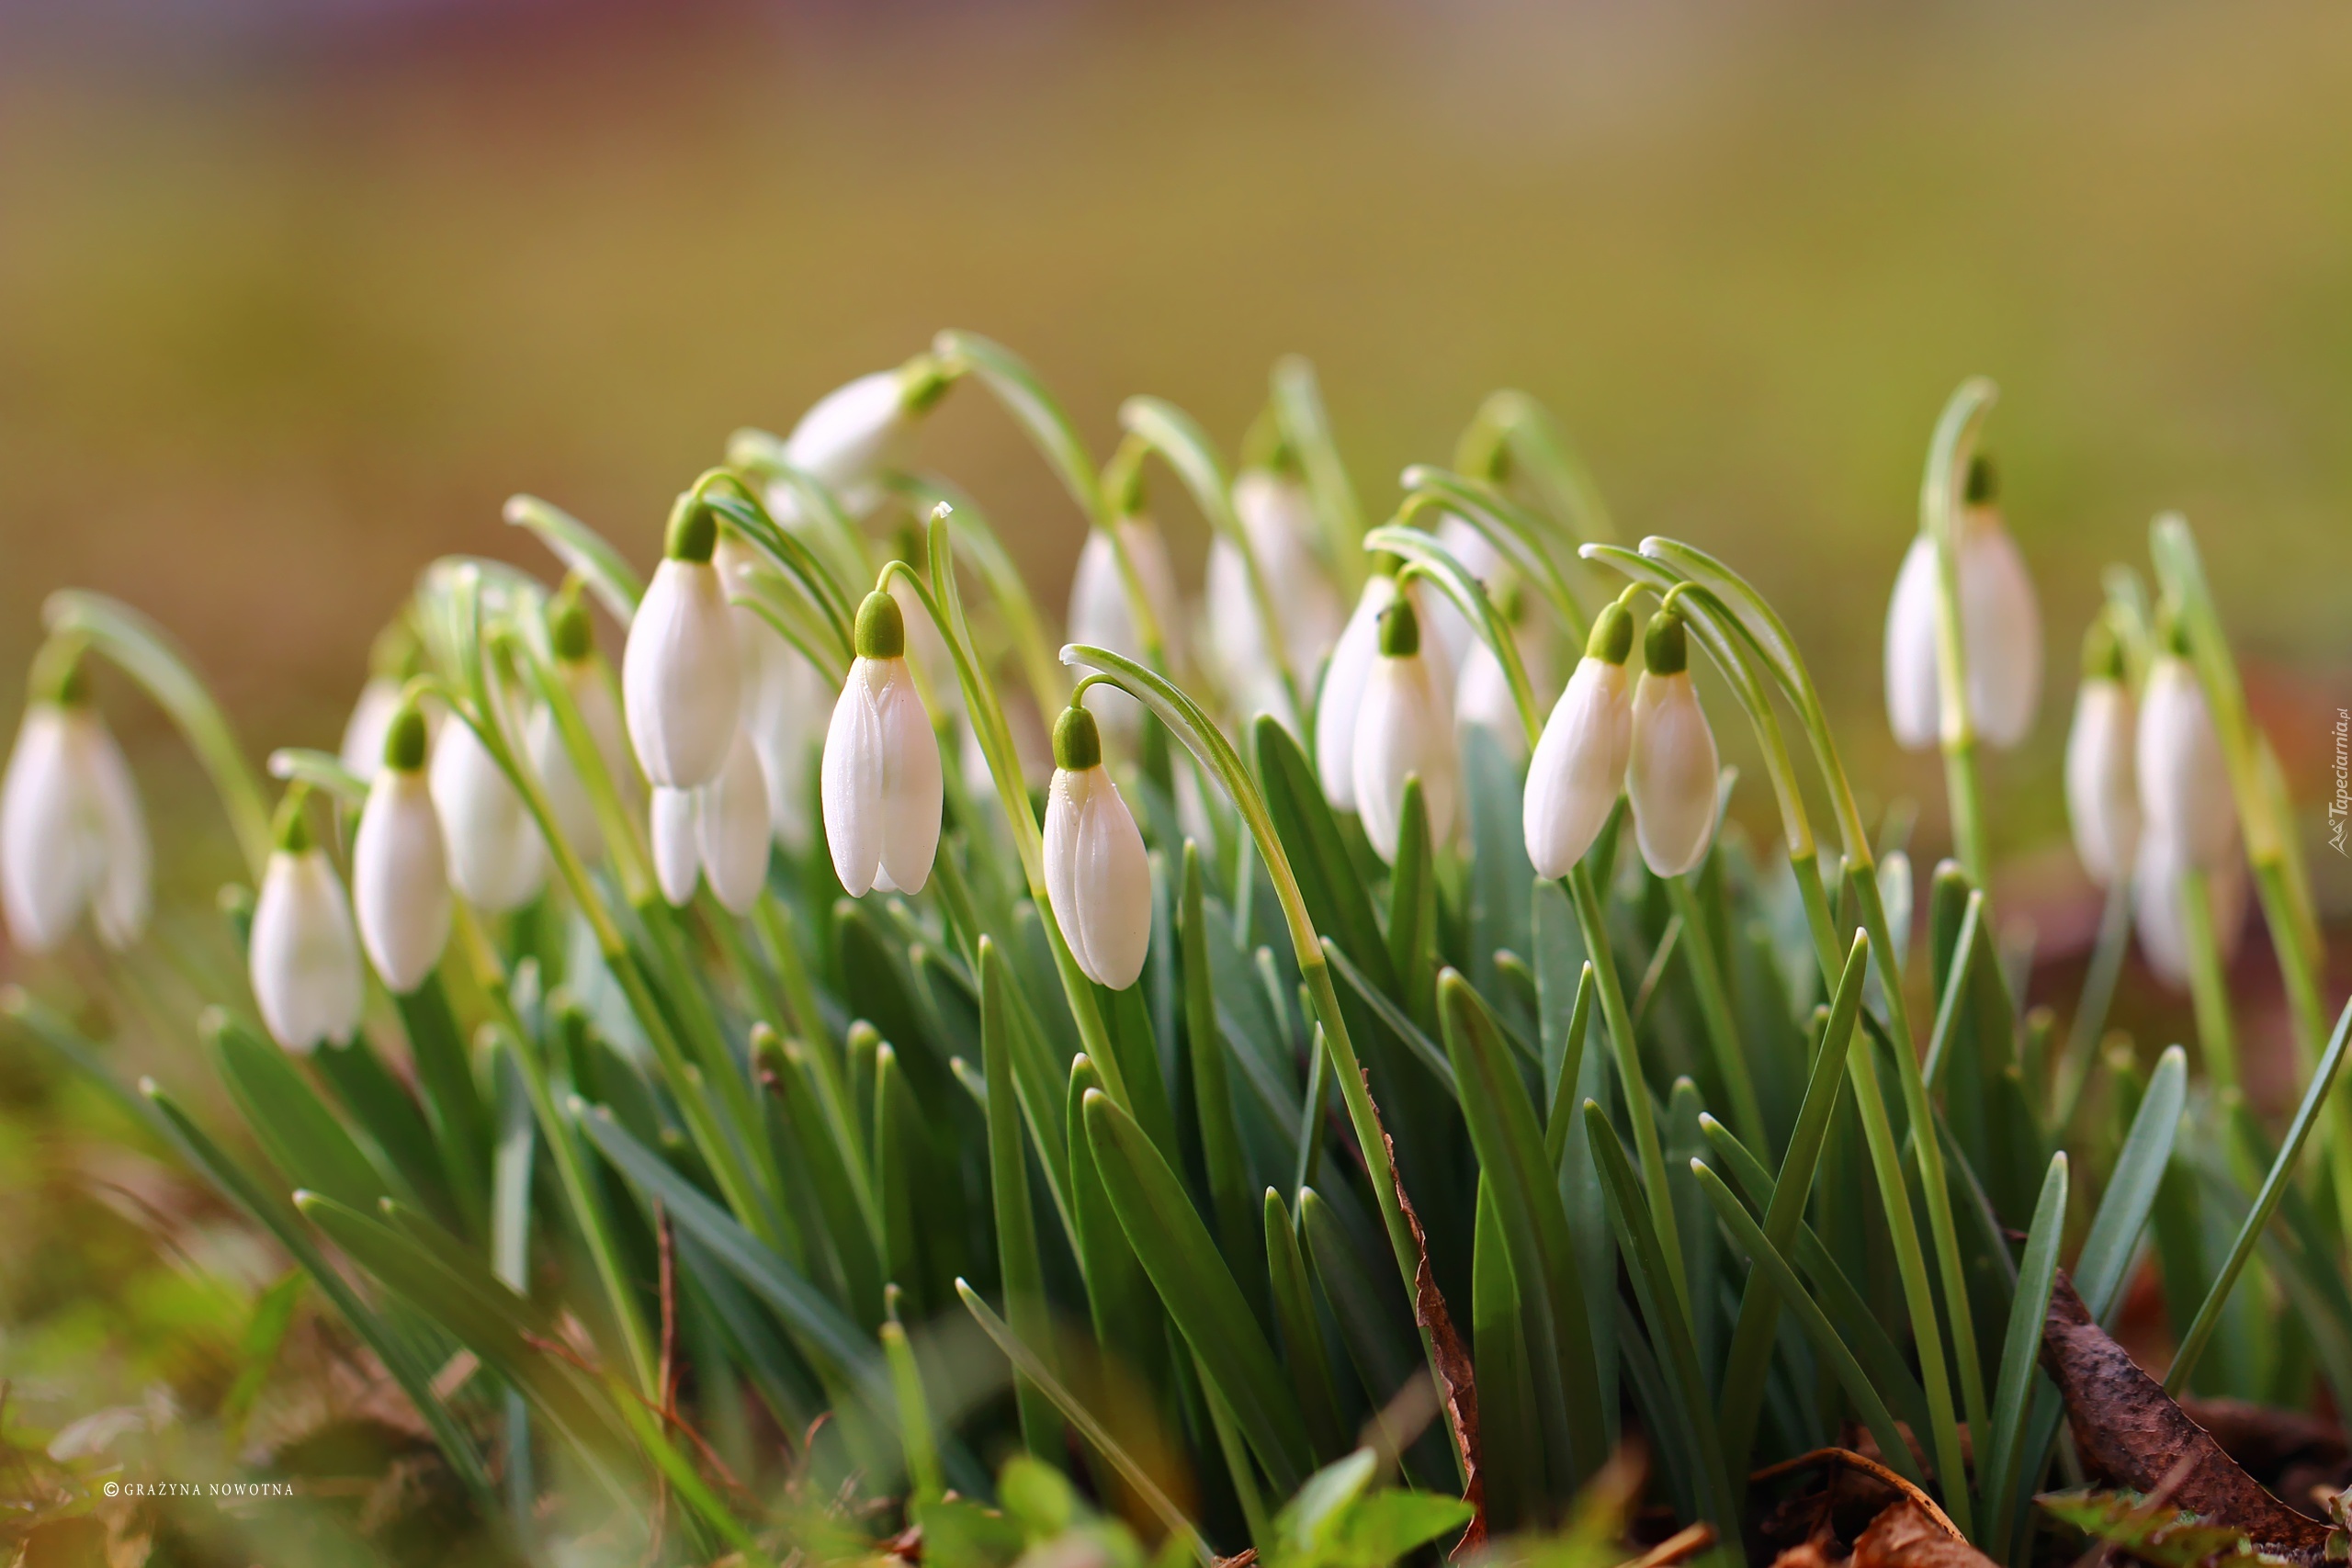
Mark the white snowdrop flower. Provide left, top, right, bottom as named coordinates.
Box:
left=697, top=727, right=773, bottom=915
left=773, top=360, right=946, bottom=520
left=1316, top=570, right=1456, bottom=811
left=1456, top=590, right=1553, bottom=767
left=1043, top=705, right=1153, bottom=990
left=1522, top=602, right=1636, bottom=880
left=339, top=677, right=403, bottom=783
left=249, top=793, right=365, bottom=1055
left=2136, top=631, right=2234, bottom=874
left=351, top=705, right=452, bottom=994
left=527, top=592, right=638, bottom=863
left=712, top=535, right=823, bottom=851
left=1883, top=457, right=2043, bottom=750
left=1351, top=595, right=1458, bottom=863
left=623, top=502, right=741, bottom=790
left=822, top=591, right=944, bottom=897
left=429, top=715, right=548, bottom=913
left=650, top=787, right=701, bottom=908
left=1426, top=514, right=1508, bottom=674
left=1626, top=607, right=1721, bottom=879
left=0, top=662, right=150, bottom=953
left=1068, top=515, right=1183, bottom=749
left=1207, top=468, right=1345, bottom=720
left=2064, top=618, right=2140, bottom=890
left=2132, top=830, right=2246, bottom=992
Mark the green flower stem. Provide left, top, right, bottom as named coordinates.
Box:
left=718, top=432, right=875, bottom=600
left=1057, top=643, right=1458, bottom=1443
left=2052, top=878, right=2134, bottom=1134
left=750, top=897, right=858, bottom=1144
left=1120, top=396, right=1304, bottom=728
left=1449, top=390, right=1617, bottom=548
left=41, top=592, right=273, bottom=877
left=695, top=476, right=857, bottom=658
left=1395, top=468, right=1589, bottom=646
left=493, top=632, right=656, bottom=912
left=1664, top=874, right=1768, bottom=1155
left=886, top=472, right=1068, bottom=718
left=502, top=494, right=646, bottom=621
left=2177, top=870, right=2241, bottom=1095
left=1918, top=378, right=1999, bottom=885
left=933, top=331, right=1112, bottom=528
left=1270, top=355, right=1369, bottom=599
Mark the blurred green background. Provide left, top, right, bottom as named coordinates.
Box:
left=5, top=0, right=2350, bottom=890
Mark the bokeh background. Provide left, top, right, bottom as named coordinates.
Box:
left=2, top=0, right=2350, bottom=1538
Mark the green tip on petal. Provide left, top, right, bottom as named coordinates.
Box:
left=1643, top=608, right=1689, bottom=676
left=35, top=656, right=91, bottom=707
left=899, top=353, right=953, bottom=413
left=272, top=785, right=314, bottom=854
left=1377, top=596, right=1420, bottom=658
left=1053, top=705, right=1102, bottom=772
left=2154, top=602, right=2191, bottom=659
left=664, top=497, right=718, bottom=563
left=1586, top=600, right=1634, bottom=665
left=1964, top=453, right=1998, bottom=505
left=550, top=588, right=594, bottom=662
left=384, top=705, right=429, bottom=773
left=1367, top=551, right=1402, bottom=580
left=2080, top=614, right=2125, bottom=682
left=854, top=590, right=906, bottom=660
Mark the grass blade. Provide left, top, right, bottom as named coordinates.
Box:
left=1980, top=1153, right=2067, bottom=1557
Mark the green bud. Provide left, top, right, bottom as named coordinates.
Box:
left=1586, top=601, right=1634, bottom=665
left=272, top=785, right=314, bottom=854
left=1644, top=609, right=1689, bottom=676
left=854, top=591, right=906, bottom=660
left=2080, top=615, right=2125, bottom=682
left=31, top=654, right=90, bottom=707
left=664, top=497, right=717, bottom=563
left=899, top=353, right=953, bottom=414
left=384, top=705, right=429, bottom=773
left=1053, top=705, right=1102, bottom=772
left=1964, top=454, right=1998, bottom=506
left=2154, top=603, right=2190, bottom=658
left=1377, top=597, right=1420, bottom=658
left=550, top=588, right=594, bottom=663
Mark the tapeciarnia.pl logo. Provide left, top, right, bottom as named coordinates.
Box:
left=2330, top=706, right=2349, bottom=856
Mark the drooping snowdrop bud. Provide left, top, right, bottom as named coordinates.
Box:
left=527, top=590, right=639, bottom=863
left=249, top=789, right=364, bottom=1054
left=1315, top=568, right=1457, bottom=810
left=339, top=623, right=423, bottom=782
left=624, top=501, right=741, bottom=790
left=2064, top=616, right=2140, bottom=890
left=775, top=358, right=948, bottom=520
left=1626, top=607, right=1720, bottom=878
left=822, top=591, right=943, bottom=897
left=650, top=787, right=701, bottom=908
left=697, top=728, right=773, bottom=914
left=1351, top=596, right=1458, bottom=863
left=429, top=715, right=548, bottom=912
left=1, top=660, right=150, bottom=953
left=2132, top=830, right=2247, bottom=992
left=1426, top=514, right=1508, bottom=673
left=1043, top=705, right=1153, bottom=989
left=1883, top=456, right=2043, bottom=750
left=1069, top=516, right=1183, bottom=749
left=1207, top=468, right=1346, bottom=721
left=351, top=705, right=451, bottom=993
left=1523, top=601, right=1635, bottom=880
left=2136, top=620, right=2234, bottom=873
left=1456, top=586, right=1553, bottom=766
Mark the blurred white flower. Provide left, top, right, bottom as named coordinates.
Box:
left=1626, top=609, right=1720, bottom=878
left=528, top=592, right=639, bottom=863
left=1456, top=605, right=1553, bottom=767
left=0, top=666, right=148, bottom=953
left=697, top=727, right=773, bottom=915
left=250, top=800, right=365, bottom=1054
left=1351, top=596, right=1458, bottom=863
left=716, top=535, right=825, bottom=852
left=1317, top=573, right=1455, bottom=811
left=1043, top=705, right=1153, bottom=990
left=1425, top=514, right=1508, bottom=674
left=339, top=677, right=403, bottom=783
left=1883, top=457, right=2042, bottom=750
left=770, top=362, right=941, bottom=520
left=1207, top=469, right=1344, bottom=723
left=2064, top=620, right=2139, bottom=890
left=430, top=716, right=548, bottom=913
left=1523, top=603, right=1635, bottom=881
left=822, top=592, right=943, bottom=897
left=1068, top=516, right=1182, bottom=750
left=2137, top=645, right=2235, bottom=874
left=352, top=706, right=451, bottom=994
left=650, top=787, right=701, bottom=908
left=2132, top=830, right=2247, bottom=992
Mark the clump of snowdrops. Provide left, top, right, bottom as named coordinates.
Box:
left=2, top=338, right=2345, bottom=1568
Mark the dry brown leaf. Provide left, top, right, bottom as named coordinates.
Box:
left=2041, top=1271, right=2346, bottom=1563
left=1849, top=1500, right=1997, bottom=1567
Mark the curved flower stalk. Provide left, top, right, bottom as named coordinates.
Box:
left=1042, top=701, right=1152, bottom=989
left=1268, top=355, right=1370, bottom=601
left=503, top=492, right=645, bottom=624
left=0, top=655, right=150, bottom=953
left=1394, top=467, right=1591, bottom=649
left=249, top=788, right=365, bottom=1054
left=1449, top=389, right=1618, bottom=551
left=352, top=704, right=452, bottom=993
left=822, top=591, right=944, bottom=897
left=2064, top=614, right=2139, bottom=890
left=1351, top=594, right=1458, bottom=863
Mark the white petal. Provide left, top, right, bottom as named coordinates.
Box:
left=651, top=787, right=702, bottom=907
left=697, top=728, right=773, bottom=914
left=823, top=657, right=940, bottom=896
left=2136, top=657, right=2234, bottom=872
left=1315, top=577, right=1396, bottom=808
left=84, top=716, right=150, bottom=950
left=249, top=849, right=365, bottom=1054
left=353, top=768, right=452, bottom=992
left=1883, top=535, right=1941, bottom=751
left=2130, top=832, right=2243, bottom=992
left=1522, top=658, right=1631, bottom=880
left=1958, top=509, right=2043, bottom=748
left=1456, top=623, right=1551, bottom=766
left=2064, top=678, right=2139, bottom=888
left=1427, top=515, right=1507, bottom=672
left=1351, top=651, right=1458, bottom=863
left=1, top=706, right=105, bottom=952
left=429, top=719, right=548, bottom=913
left=784, top=370, right=914, bottom=513
left=622, top=558, right=741, bottom=789
left=527, top=702, right=602, bottom=862
left=339, top=677, right=403, bottom=781
left=1068, top=520, right=1182, bottom=749
left=1216, top=471, right=1345, bottom=700
left=572, top=660, right=643, bottom=818
left=1628, top=671, right=1719, bottom=878
left=875, top=666, right=944, bottom=895
left=1045, top=765, right=1153, bottom=989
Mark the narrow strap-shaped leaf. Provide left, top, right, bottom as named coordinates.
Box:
left=758, top=1032, right=885, bottom=1328
left=873, top=1044, right=925, bottom=1314
left=207, top=1009, right=399, bottom=1215
left=1471, top=1177, right=1539, bottom=1533
left=1663, top=873, right=1766, bottom=1154
left=394, top=976, right=492, bottom=1220
left=313, top=1033, right=460, bottom=1231
left=1182, top=844, right=1263, bottom=1305
left=1263, top=1188, right=1348, bottom=1461
left=978, top=937, right=1063, bottom=1462
left=1980, top=1153, right=2067, bottom=1558
left=1690, top=1160, right=1927, bottom=1490
left=1385, top=777, right=1438, bottom=1027
left=1251, top=716, right=1396, bottom=998
left=1298, top=1186, right=1416, bottom=1413
left=1438, top=971, right=1604, bottom=1484
left=1323, top=939, right=1456, bottom=1097
left=1065, top=1053, right=1168, bottom=1401
left=1082, top=1088, right=1315, bottom=1494
left=502, top=493, right=644, bottom=621
left=881, top=1310, right=944, bottom=1507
